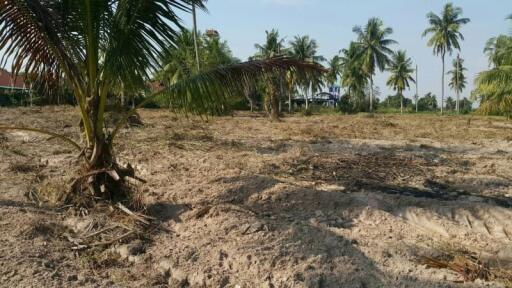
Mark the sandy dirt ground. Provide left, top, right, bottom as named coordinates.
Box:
left=1, top=106, right=512, bottom=287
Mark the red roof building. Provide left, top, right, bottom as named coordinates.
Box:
left=0, top=69, right=27, bottom=90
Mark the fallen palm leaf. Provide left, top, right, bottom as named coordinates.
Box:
left=419, top=254, right=512, bottom=284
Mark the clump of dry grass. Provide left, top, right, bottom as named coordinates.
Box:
left=35, top=180, right=69, bottom=205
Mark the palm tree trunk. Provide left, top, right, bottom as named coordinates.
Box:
left=192, top=4, right=200, bottom=72
left=29, top=83, right=33, bottom=107
left=456, top=54, right=460, bottom=115
left=441, top=53, right=445, bottom=116
left=456, top=89, right=460, bottom=115
left=305, top=84, right=309, bottom=110
left=400, top=90, right=403, bottom=115
left=369, top=76, right=374, bottom=114
left=270, top=85, right=279, bottom=121
left=271, top=94, right=279, bottom=120
left=288, top=90, right=292, bottom=113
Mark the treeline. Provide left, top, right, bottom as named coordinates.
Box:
left=2, top=4, right=511, bottom=119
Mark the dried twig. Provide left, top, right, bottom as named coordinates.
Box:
left=83, top=225, right=118, bottom=239
left=116, top=203, right=150, bottom=225
left=71, top=230, right=135, bottom=250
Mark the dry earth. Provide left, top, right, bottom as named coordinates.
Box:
left=1, top=106, right=512, bottom=287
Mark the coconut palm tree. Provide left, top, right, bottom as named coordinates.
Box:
left=386, top=50, right=415, bottom=114
left=484, top=35, right=512, bottom=68
left=353, top=18, right=397, bottom=114
left=253, top=29, right=287, bottom=120
left=325, top=55, right=343, bottom=87
left=474, top=15, right=512, bottom=117
left=341, top=42, right=368, bottom=111
left=447, top=56, right=467, bottom=114
left=340, top=42, right=368, bottom=112
left=423, top=3, right=470, bottom=115
left=255, top=29, right=286, bottom=59
left=288, top=35, right=325, bottom=110
left=0, top=1, right=323, bottom=206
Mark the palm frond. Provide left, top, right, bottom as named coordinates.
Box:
left=111, top=57, right=326, bottom=139
left=0, top=126, right=81, bottom=151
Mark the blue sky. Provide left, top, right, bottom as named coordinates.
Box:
left=183, top=0, right=511, bottom=102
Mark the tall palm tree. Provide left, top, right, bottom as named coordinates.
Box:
left=447, top=56, right=467, bottom=114
left=0, top=1, right=323, bottom=206
left=255, top=29, right=286, bottom=59
left=353, top=17, right=397, bottom=113
left=253, top=29, right=286, bottom=120
left=288, top=35, right=325, bottom=109
left=423, top=3, right=470, bottom=115
left=325, top=55, right=343, bottom=87
left=340, top=42, right=368, bottom=112
left=386, top=50, right=415, bottom=114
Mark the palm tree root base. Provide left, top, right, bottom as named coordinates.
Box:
left=66, top=162, right=146, bottom=209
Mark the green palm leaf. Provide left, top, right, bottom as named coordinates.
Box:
left=112, top=57, right=326, bottom=137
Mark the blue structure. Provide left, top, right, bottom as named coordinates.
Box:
left=291, top=85, right=341, bottom=107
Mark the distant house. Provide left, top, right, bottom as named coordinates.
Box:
left=0, top=69, right=28, bottom=93
left=291, top=86, right=342, bottom=107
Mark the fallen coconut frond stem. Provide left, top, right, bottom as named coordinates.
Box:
left=71, top=230, right=135, bottom=251
left=107, top=170, right=120, bottom=181
left=129, top=175, right=147, bottom=184
left=0, top=126, right=82, bottom=151
left=116, top=203, right=150, bottom=225
left=89, top=230, right=135, bottom=247
left=83, top=225, right=119, bottom=239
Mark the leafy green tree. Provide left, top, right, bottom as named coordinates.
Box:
left=386, top=50, right=415, bottom=114
left=381, top=94, right=413, bottom=110
left=447, top=56, right=467, bottom=114
left=474, top=15, right=512, bottom=116
left=423, top=3, right=470, bottom=115
left=353, top=17, right=397, bottom=113
left=156, top=29, right=240, bottom=110
left=445, top=96, right=456, bottom=111
left=460, top=97, right=473, bottom=114
left=288, top=35, right=325, bottom=110
left=0, top=1, right=322, bottom=206
left=417, top=92, right=439, bottom=111
left=158, top=29, right=199, bottom=85
left=158, top=30, right=239, bottom=85
left=202, top=34, right=240, bottom=68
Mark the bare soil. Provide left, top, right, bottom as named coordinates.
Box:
left=1, top=106, right=512, bottom=287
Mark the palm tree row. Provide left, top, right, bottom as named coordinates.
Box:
left=334, top=3, right=470, bottom=115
